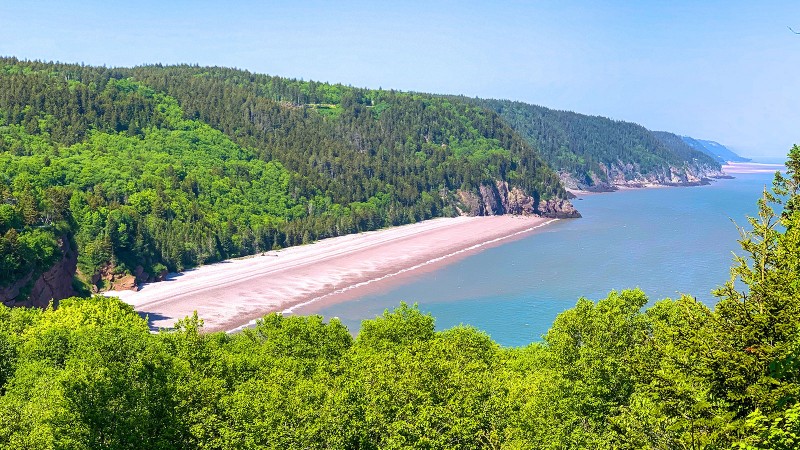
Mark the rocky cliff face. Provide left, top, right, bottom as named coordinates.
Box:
left=560, top=162, right=727, bottom=192
left=536, top=198, right=581, bottom=219
left=457, top=181, right=580, bottom=218
left=1, top=236, right=79, bottom=308
left=0, top=273, right=34, bottom=307
left=1, top=235, right=169, bottom=306
left=89, top=264, right=168, bottom=293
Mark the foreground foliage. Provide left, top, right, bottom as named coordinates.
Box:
left=0, top=148, right=798, bottom=448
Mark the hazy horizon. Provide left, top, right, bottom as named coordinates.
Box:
left=2, top=1, right=798, bottom=157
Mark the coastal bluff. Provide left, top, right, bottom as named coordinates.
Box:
left=0, top=236, right=78, bottom=308
left=457, top=180, right=581, bottom=219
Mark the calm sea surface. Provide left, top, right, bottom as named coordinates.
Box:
left=303, top=169, right=780, bottom=347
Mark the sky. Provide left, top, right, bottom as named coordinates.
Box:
left=1, top=1, right=798, bottom=157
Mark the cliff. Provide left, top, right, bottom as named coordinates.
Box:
left=559, top=161, right=727, bottom=192
left=1, top=236, right=79, bottom=308
left=457, top=181, right=581, bottom=218
left=89, top=264, right=169, bottom=293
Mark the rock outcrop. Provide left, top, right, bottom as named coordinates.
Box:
left=134, top=264, right=169, bottom=286
left=457, top=190, right=484, bottom=216
left=507, top=185, right=536, bottom=215
left=0, top=273, right=34, bottom=307
left=479, top=184, right=504, bottom=215
left=457, top=180, right=580, bottom=219
left=90, top=264, right=168, bottom=293
left=561, top=162, right=728, bottom=192
left=1, top=236, right=79, bottom=308
left=537, top=198, right=581, bottom=218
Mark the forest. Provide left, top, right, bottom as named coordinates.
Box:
left=474, top=98, right=721, bottom=188
left=0, top=58, right=564, bottom=297
left=0, top=58, right=724, bottom=302
left=0, top=147, right=797, bottom=449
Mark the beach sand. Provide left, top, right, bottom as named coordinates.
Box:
left=107, top=215, right=558, bottom=333
left=722, top=161, right=785, bottom=174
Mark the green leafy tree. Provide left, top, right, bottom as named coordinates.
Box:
left=708, top=145, right=800, bottom=417
left=735, top=403, right=800, bottom=449
left=0, top=297, right=182, bottom=449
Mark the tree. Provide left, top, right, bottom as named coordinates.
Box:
left=0, top=297, right=182, bottom=449
left=709, top=146, right=800, bottom=416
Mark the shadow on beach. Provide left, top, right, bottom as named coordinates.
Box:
left=137, top=311, right=174, bottom=332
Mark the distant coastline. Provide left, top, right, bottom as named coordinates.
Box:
left=565, top=161, right=784, bottom=198
left=722, top=161, right=786, bottom=174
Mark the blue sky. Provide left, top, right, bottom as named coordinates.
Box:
left=1, top=1, right=798, bottom=157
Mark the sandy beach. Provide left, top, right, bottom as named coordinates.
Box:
left=107, top=215, right=558, bottom=332
left=722, top=161, right=785, bottom=174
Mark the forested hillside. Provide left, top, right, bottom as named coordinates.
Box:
left=682, top=135, right=751, bottom=163
left=0, top=58, right=569, bottom=303
left=474, top=98, right=723, bottom=191
left=0, top=147, right=797, bottom=449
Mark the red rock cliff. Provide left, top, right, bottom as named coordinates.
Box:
left=0, top=236, right=79, bottom=308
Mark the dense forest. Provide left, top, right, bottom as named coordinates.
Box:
left=0, top=58, right=566, bottom=299
left=474, top=98, right=722, bottom=189
left=0, top=147, right=797, bottom=449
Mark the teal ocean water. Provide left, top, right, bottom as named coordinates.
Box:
left=302, top=170, right=780, bottom=347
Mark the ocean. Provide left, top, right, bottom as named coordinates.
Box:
left=300, top=169, right=782, bottom=347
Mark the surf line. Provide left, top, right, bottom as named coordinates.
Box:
left=226, top=218, right=559, bottom=334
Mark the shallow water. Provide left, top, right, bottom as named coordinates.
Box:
left=303, top=170, right=779, bottom=347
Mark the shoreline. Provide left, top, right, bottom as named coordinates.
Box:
left=567, top=181, right=702, bottom=198
left=228, top=217, right=558, bottom=333
left=107, top=215, right=560, bottom=333
left=722, top=161, right=785, bottom=174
